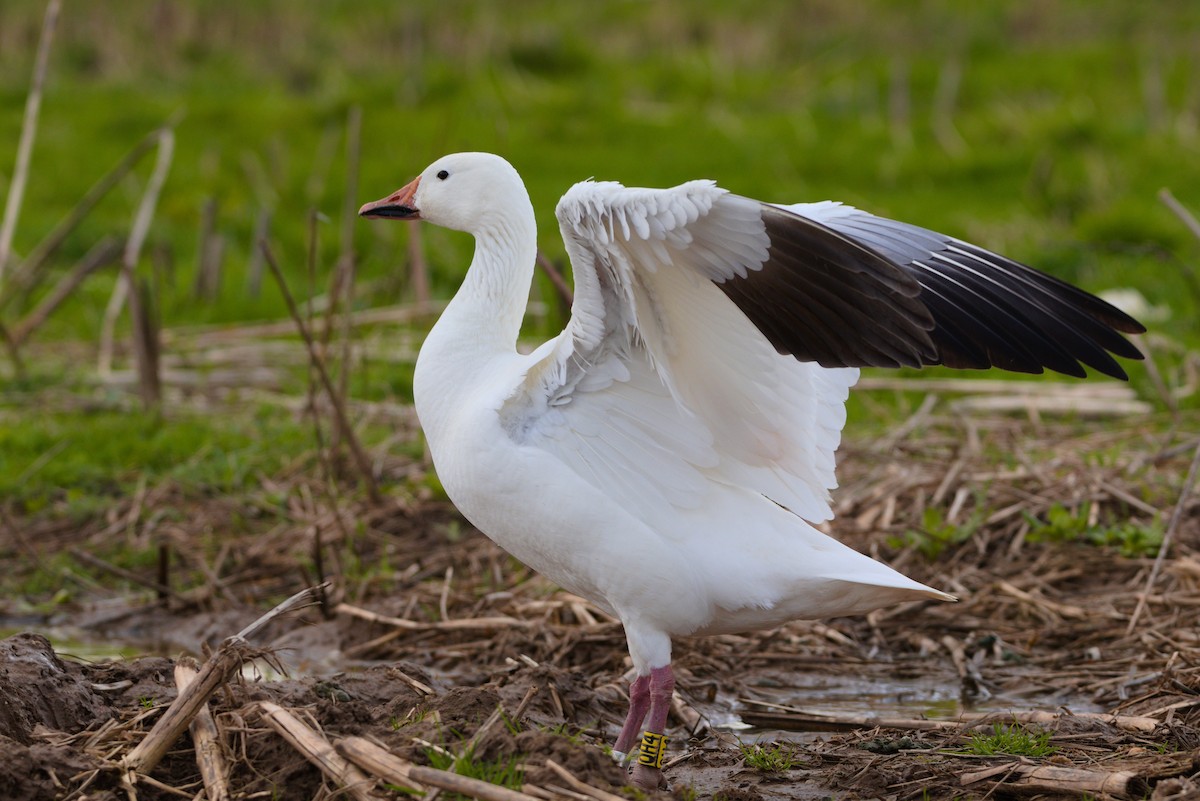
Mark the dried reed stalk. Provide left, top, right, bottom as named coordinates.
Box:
left=408, top=223, right=430, bottom=306
left=335, top=105, right=362, bottom=414
left=535, top=250, right=573, bottom=309
left=336, top=601, right=529, bottom=631
left=261, top=240, right=383, bottom=502
left=124, top=128, right=174, bottom=406
left=259, top=703, right=378, bottom=801
left=121, top=583, right=324, bottom=776
left=961, top=762, right=1148, bottom=800
left=122, top=643, right=248, bottom=777
left=193, top=197, right=221, bottom=301
left=174, top=659, right=230, bottom=801
left=162, top=302, right=442, bottom=349
left=0, top=0, right=60, bottom=285
left=303, top=209, right=343, bottom=617
left=1127, top=439, right=1200, bottom=635
left=0, top=118, right=170, bottom=313
left=98, top=126, right=175, bottom=398
left=670, top=691, right=706, bottom=737
left=68, top=546, right=172, bottom=598
left=245, top=208, right=271, bottom=297
left=11, top=236, right=121, bottom=346
left=888, top=57, right=912, bottom=151
left=543, top=759, right=626, bottom=801
left=337, top=736, right=543, bottom=801
left=932, top=56, right=967, bottom=157
left=738, top=707, right=956, bottom=733
left=1160, top=188, right=1200, bottom=242
left=0, top=322, right=23, bottom=372
left=1159, top=188, right=1200, bottom=310
left=956, top=709, right=1158, bottom=734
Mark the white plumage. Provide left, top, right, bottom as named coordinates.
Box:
left=360, top=152, right=1143, bottom=787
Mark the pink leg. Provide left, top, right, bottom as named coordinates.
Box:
left=629, top=665, right=675, bottom=790
left=612, top=674, right=650, bottom=761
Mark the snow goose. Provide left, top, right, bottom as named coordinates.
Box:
left=360, top=152, right=1144, bottom=789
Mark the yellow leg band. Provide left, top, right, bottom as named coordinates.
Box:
left=637, top=731, right=667, bottom=769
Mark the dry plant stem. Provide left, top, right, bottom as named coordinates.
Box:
left=69, top=547, right=172, bottom=597
left=260, top=240, right=383, bottom=503
left=0, top=113, right=176, bottom=313
left=193, top=197, right=221, bottom=300
left=259, top=703, right=378, bottom=801
left=335, top=601, right=530, bottom=631
left=1159, top=187, right=1200, bottom=308
left=174, top=659, right=230, bottom=801
left=670, top=691, right=706, bottom=736
left=0, top=322, right=25, bottom=373
left=121, top=583, right=326, bottom=776
left=1159, top=188, right=1200, bottom=242
left=544, top=759, right=627, bottom=801
left=511, top=684, right=539, bottom=719
left=98, top=126, right=174, bottom=389
left=303, top=209, right=338, bottom=618
left=1135, top=337, right=1178, bottom=416
left=120, top=128, right=174, bottom=406
left=122, top=643, right=247, bottom=776
left=961, top=762, right=1148, bottom=800
left=536, top=250, right=574, bottom=308
left=0, top=0, right=60, bottom=285
left=333, top=738, right=424, bottom=793
left=336, top=105, right=362, bottom=413
left=1127, top=439, right=1200, bottom=635
left=932, top=56, right=967, bottom=157
left=11, top=236, right=121, bottom=345
left=888, top=57, right=912, bottom=150
left=460, top=694, right=513, bottom=758
left=246, top=208, right=271, bottom=297
left=408, top=223, right=430, bottom=305
left=958, top=709, right=1158, bottom=734
left=162, top=301, right=443, bottom=348
left=337, top=737, right=544, bottom=801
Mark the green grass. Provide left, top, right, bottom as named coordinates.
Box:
left=0, top=395, right=314, bottom=512
left=0, top=1, right=1196, bottom=356
left=890, top=504, right=988, bottom=561
left=740, top=742, right=800, bottom=772
left=967, top=723, right=1057, bottom=757
left=424, top=746, right=524, bottom=797
left=1024, top=503, right=1165, bottom=557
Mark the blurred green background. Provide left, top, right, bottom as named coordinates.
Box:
left=2, top=1, right=1198, bottom=330
left=1, top=0, right=1198, bottom=512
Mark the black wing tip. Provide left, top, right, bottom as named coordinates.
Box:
left=728, top=204, right=1148, bottom=381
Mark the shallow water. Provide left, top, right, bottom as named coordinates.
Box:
left=0, top=625, right=151, bottom=663
left=0, top=623, right=294, bottom=685
left=719, top=669, right=1103, bottom=742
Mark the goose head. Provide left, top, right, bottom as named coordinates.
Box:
left=359, top=152, right=528, bottom=235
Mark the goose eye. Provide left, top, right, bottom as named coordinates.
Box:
left=437, top=170, right=449, bottom=180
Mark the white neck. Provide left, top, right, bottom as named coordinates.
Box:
left=413, top=204, right=538, bottom=435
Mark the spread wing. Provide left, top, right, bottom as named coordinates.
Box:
left=498, top=181, right=1143, bottom=525
left=759, top=200, right=1146, bottom=378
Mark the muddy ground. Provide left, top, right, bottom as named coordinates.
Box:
left=3, top=415, right=1200, bottom=800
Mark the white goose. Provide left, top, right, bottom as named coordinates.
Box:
left=360, top=153, right=1143, bottom=789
